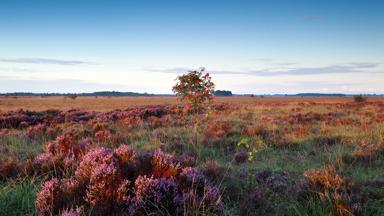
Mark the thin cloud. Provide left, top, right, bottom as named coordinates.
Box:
left=0, top=58, right=89, bottom=65
left=148, top=63, right=381, bottom=76
left=0, top=66, right=40, bottom=73
left=0, top=78, right=128, bottom=93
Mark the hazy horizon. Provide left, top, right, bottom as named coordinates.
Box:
left=1, top=0, right=383, bottom=94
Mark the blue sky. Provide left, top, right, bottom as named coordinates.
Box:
left=1, top=0, right=383, bottom=94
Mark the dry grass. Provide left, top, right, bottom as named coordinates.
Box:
left=1, top=96, right=383, bottom=112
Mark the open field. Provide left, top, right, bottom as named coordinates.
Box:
left=1, top=96, right=384, bottom=111
left=1, top=97, right=384, bottom=215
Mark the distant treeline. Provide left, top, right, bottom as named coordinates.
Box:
left=214, top=90, right=233, bottom=96
left=0, top=91, right=382, bottom=97
left=240, top=93, right=383, bottom=97
left=0, top=90, right=234, bottom=97
left=295, top=93, right=346, bottom=97
left=0, top=91, right=163, bottom=97
left=295, top=93, right=383, bottom=97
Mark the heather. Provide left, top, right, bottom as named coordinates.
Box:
left=0, top=97, right=384, bottom=215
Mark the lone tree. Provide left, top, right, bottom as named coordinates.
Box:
left=172, top=67, right=215, bottom=113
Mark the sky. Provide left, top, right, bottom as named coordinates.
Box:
left=1, top=0, right=383, bottom=94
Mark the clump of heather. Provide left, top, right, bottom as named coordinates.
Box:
left=132, top=176, right=182, bottom=214
left=179, top=167, right=223, bottom=214
left=151, top=148, right=180, bottom=178
left=94, top=129, right=113, bottom=142
left=60, top=206, right=84, bottom=216
left=115, top=144, right=136, bottom=164
left=202, top=120, right=235, bottom=147
left=0, top=157, right=20, bottom=180
left=201, top=160, right=225, bottom=183
left=35, top=147, right=223, bottom=215
left=35, top=178, right=64, bottom=215
left=75, top=147, right=116, bottom=183
left=51, top=133, right=90, bottom=158
left=179, top=167, right=206, bottom=190
left=26, top=123, right=47, bottom=138
left=33, top=132, right=90, bottom=174
left=85, top=162, right=124, bottom=212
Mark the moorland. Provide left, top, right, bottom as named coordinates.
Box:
left=0, top=96, right=383, bottom=215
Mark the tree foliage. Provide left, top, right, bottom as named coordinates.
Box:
left=172, top=68, right=215, bottom=113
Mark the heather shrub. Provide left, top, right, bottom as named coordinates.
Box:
left=115, top=144, right=136, bottom=164
left=35, top=147, right=223, bottom=215
left=132, top=175, right=182, bottom=214
left=234, top=151, right=248, bottom=163
left=94, top=128, right=113, bottom=142
left=179, top=167, right=223, bottom=215
left=33, top=132, right=90, bottom=174
left=60, top=206, right=84, bottom=216
left=35, top=178, right=64, bottom=215
left=203, top=120, right=232, bottom=141
left=176, top=153, right=196, bottom=167
left=202, top=120, right=239, bottom=148
left=351, top=127, right=384, bottom=163
left=151, top=148, right=181, bottom=178
left=263, top=127, right=295, bottom=148
left=313, top=135, right=347, bottom=147
left=26, top=123, right=47, bottom=138
left=202, top=160, right=225, bottom=183
left=75, top=147, right=116, bottom=183
left=245, top=125, right=269, bottom=137
left=354, top=95, right=366, bottom=103
left=85, top=162, right=124, bottom=212
left=51, top=133, right=90, bottom=158
left=67, top=94, right=78, bottom=100
left=179, top=167, right=206, bottom=191
left=304, top=165, right=343, bottom=194
left=302, top=166, right=358, bottom=215
left=0, top=157, right=20, bottom=180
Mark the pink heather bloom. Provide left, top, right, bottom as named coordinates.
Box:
left=85, top=162, right=120, bottom=209
left=133, top=175, right=182, bottom=214
left=36, top=178, right=63, bottom=215
left=75, top=147, right=116, bottom=183
left=26, top=123, right=46, bottom=137
left=44, top=133, right=89, bottom=158
left=33, top=153, right=55, bottom=172
left=116, top=179, right=132, bottom=203
left=151, top=149, right=180, bottom=178
left=62, top=178, right=82, bottom=199
left=76, top=147, right=129, bottom=213
left=95, top=129, right=112, bottom=141
left=179, top=167, right=206, bottom=190
left=61, top=206, right=84, bottom=216
left=202, top=184, right=224, bottom=211
left=34, top=146, right=224, bottom=215
left=115, top=144, right=136, bottom=164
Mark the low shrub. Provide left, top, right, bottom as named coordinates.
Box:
left=35, top=146, right=223, bottom=215
left=354, top=95, right=366, bottom=103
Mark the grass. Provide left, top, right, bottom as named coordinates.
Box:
left=0, top=136, right=44, bottom=160
left=1, top=96, right=383, bottom=112
left=0, top=177, right=41, bottom=215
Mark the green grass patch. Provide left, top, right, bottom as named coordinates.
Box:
left=0, top=177, right=41, bottom=215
